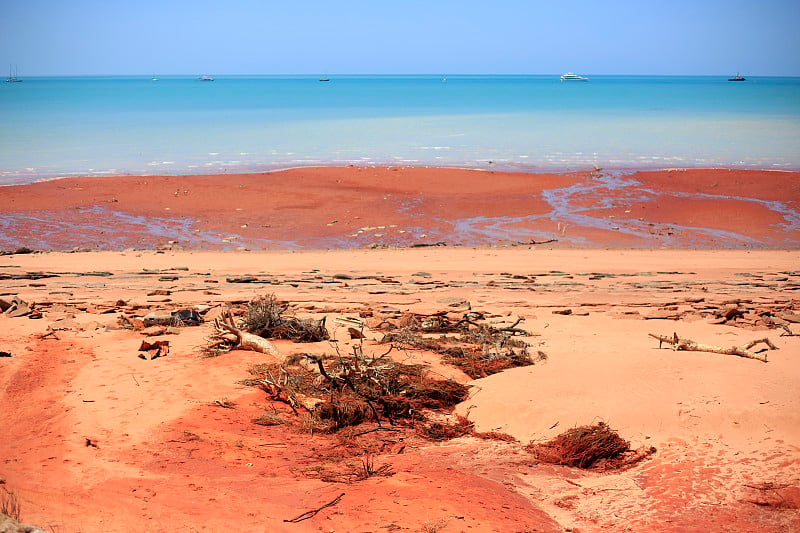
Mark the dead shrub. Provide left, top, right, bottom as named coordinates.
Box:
left=244, top=345, right=470, bottom=434
left=527, top=422, right=655, bottom=470
left=243, top=294, right=329, bottom=342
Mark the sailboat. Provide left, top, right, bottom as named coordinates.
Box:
left=6, top=64, right=22, bottom=83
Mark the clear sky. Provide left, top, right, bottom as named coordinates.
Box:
left=2, top=0, right=799, bottom=76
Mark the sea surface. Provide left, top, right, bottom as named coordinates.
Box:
left=1, top=75, right=799, bottom=184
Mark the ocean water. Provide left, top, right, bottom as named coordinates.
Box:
left=1, top=75, right=799, bottom=184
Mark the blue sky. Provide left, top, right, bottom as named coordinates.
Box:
left=2, top=0, right=799, bottom=76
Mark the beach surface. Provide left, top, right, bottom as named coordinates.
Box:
left=1, top=167, right=799, bottom=532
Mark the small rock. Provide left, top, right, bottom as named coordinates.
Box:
left=723, top=304, right=744, bottom=320
left=140, top=325, right=167, bottom=336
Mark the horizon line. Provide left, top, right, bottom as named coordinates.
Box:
left=7, top=72, right=800, bottom=78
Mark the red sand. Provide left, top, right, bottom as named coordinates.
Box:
left=1, top=167, right=799, bottom=532
left=1, top=167, right=798, bottom=250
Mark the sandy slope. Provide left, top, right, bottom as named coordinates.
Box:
left=1, top=247, right=799, bottom=532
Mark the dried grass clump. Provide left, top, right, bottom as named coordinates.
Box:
left=252, top=412, right=287, bottom=426
left=243, top=294, right=329, bottom=342
left=314, top=400, right=372, bottom=431
left=473, top=430, right=518, bottom=443
left=312, top=456, right=395, bottom=484
left=421, top=415, right=474, bottom=441
left=528, top=422, right=655, bottom=470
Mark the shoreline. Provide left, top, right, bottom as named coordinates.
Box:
left=1, top=166, right=798, bottom=251
left=4, top=162, right=800, bottom=188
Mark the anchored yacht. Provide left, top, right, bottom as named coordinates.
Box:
left=560, top=72, right=588, bottom=81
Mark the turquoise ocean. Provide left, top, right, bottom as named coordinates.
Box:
left=1, top=75, right=799, bottom=185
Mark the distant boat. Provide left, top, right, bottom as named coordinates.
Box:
left=319, top=78, right=330, bottom=82
left=6, top=64, right=22, bottom=83
left=151, top=76, right=159, bottom=81
left=198, top=75, right=214, bottom=81
left=560, top=72, right=588, bottom=81
left=728, top=73, right=746, bottom=82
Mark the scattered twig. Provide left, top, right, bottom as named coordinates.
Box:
left=283, top=493, right=345, bottom=523
left=352, top=426, right=402, bottom=437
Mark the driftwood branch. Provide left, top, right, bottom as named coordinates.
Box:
left=649, top=332, right=776, bottom=362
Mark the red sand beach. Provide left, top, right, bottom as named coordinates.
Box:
left=1, top=167, right=799, bottom=532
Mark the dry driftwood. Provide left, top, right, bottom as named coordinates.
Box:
left=649, top=332, right=777, bottom=362
left=208, top=309, right=325, bottom=380
left=210, top=309, right=282, bottom=356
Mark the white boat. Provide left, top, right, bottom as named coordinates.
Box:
left=560, top=72, right=587, bottom=81
left=6, top=64, right=22, bottom=83
left=198, top=75, right=214, bottom=81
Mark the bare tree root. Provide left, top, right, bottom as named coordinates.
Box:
left=649, top=332, right=777, bottom=362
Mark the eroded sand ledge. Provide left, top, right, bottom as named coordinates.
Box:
left=1, top=167, right=799, bottom=532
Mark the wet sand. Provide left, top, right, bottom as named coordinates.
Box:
left=0, top=167, right=798, bottom=251
left=1, top=167, right=799, bottom=532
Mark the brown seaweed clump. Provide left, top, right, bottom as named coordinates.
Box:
left=527, top=422, right=655, bottom=470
